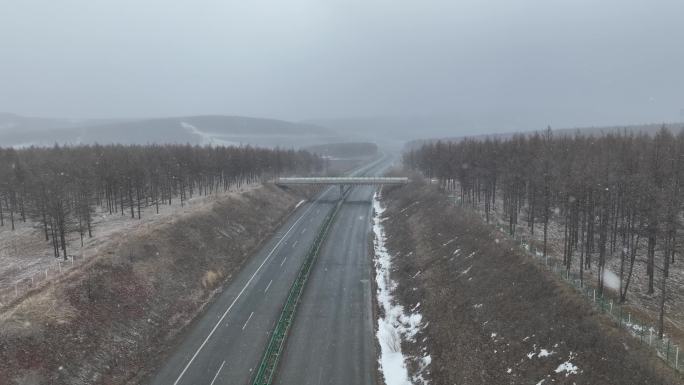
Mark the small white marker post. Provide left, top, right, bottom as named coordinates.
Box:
left=676, top=347, right=679, bottom=369
left=31, top=276, right=34, bottom=286
left=610, top=301, right=613, bottom=314
left=15, top=283, right=18, bottom=297
left=593, top=289, right=596, bottom=302
left=71, top=256, right=74, bottom=266
left=58, top=261, right=62, bottom=273
left=45, top=269, right=48, bottom=279
left=628, top=313, right=631, bottom=324
left=650, top=329, right=653, bottom=346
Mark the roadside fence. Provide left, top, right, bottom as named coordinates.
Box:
left=0, top=255, right=81, bottom=308
left=502, top=225, right=683, bottom=374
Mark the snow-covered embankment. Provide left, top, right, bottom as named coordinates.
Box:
left=372, top=192, right=430, bottom=385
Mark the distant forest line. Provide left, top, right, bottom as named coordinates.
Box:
left=0, top=144, right=323, bottom=259
left=404, top=126, right=684, bottom=338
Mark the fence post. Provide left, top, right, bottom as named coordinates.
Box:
left=667, top=340, right=671, bottom=363
left=619, top=306, right=622, bottom=327
left=676, top=346, right=679, bottom=370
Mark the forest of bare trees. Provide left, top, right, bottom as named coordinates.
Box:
left=404, top=127, right=682, bottom=338
left=0, top=144, right=321, bottom=260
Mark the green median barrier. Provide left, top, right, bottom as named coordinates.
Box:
left=252, top=191, right=347, bottom=385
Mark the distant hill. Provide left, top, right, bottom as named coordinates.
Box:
left=305, top=116, right=467, bottom=150
left=0, top=112, right=118, bottom=132
left=0, top=113, right=122, bottom=147
left=0, top=114, right=341, bottom=148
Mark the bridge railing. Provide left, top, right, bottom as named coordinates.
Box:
left=275, top=177, right=409, bottom=185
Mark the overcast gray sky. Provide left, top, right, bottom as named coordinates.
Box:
left=1, top=0, right=683, bottom=131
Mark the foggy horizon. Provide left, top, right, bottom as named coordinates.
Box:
left=2, top=0, right=684, bottom=133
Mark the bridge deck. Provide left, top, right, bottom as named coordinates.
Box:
left=275, top=177, right=408, bottom=185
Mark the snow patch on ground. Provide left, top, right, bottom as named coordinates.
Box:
left=373, top=193, right=430, bottom=385
left=554, top=353, right=580, bottom=377
left=602, top=269, right=620, bottom=291
left=555, top=361, right=579, bottom=376
left=527, top=345, right=556, bottom=359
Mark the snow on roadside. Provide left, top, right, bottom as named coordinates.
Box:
left=372, top=193, right=430, bottom=385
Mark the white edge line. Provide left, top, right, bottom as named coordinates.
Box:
left=209, top=361, right=226, bottom=385
left=171, top=200, right=317, bottom=385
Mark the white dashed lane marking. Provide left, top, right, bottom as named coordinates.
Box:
left=209, top=361, right=226, bottom=385
left=242, top=312, right=254, bottom=331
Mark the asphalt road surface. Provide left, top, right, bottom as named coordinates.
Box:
left=150, top=158, right=389, bottom=385
left=275, top=183, right=378, bottom=385
left=150, top=188, right=338, bottom=385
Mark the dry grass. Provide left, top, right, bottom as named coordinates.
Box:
left=201, top=270, right=222, bottom=289
left=0, top=287, right=76, bottom=337
left=379, top=181, right=681, bottom=385
left=457, top=184, right=684, bottom=341
left=0, top=184, right=314, bottom=385
left=0, top=184, right=259, bottom=294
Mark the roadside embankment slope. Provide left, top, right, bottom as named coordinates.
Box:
left=377, top=180, right=679, bottom=385
left=0, top=184, right=310, bottom=385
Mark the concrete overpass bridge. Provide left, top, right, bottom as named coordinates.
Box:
left=275, top=177, right=409, bottom=197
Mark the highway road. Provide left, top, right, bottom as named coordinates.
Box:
left=149, top=158, right=389, bottom=385
left=275, top=183, right=379, bottom=385
left=150, top=188, right=338, bottom=385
